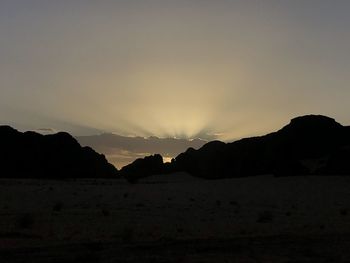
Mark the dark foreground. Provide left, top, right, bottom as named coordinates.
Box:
left=1, top=176, right=350, bottom=262
left=1, top=234, right=350, bottom=263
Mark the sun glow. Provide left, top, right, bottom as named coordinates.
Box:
left=162, top=156, right=173, bottom=163
left=102, top=65, right=242, bottom=140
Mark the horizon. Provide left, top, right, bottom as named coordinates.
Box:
left=2, top=113, right=349, bottom=169
left=2, top=112, right=348, bottom=139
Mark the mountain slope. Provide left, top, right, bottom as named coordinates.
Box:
left=120, top=115, right=350, bottom=181
left=172, top=115, right=350, bottom=178
left=0, top=126, right=118, bottom=178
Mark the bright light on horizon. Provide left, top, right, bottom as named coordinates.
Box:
left=163, top=156, right=173, bottom=163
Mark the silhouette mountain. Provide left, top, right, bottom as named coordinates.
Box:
left=120, top=115, right=350, bottom=180
left=173, top=115, right=350, bottom=178
left=76, top=133, right=206, bottom=169
left=120, top=154, right=165, bottom=183
left=0, top=126, right=118, bottom=178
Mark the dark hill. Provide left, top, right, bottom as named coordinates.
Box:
left=121, top=115, right=350, bottom=180
left=172, top=115, right=350, bottom=178
left=120, top=154, right=164, bottom=183
left=76, top=133, right=206, bottom=169
left=0, top=126, right=118, bottom=178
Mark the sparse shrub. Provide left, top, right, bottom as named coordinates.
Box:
left=53, top=201, right=63, bottom=212
left=340, top=209, right=348, bottom=216
left=177, top=227, right=184, bottom=233
left=74, top=252, right=100, bottom=263
left=135, top=203, right=145, bottom=207
left=17, top=213, right=35, bottom=229
left=301, top=248, right=318, bottom=258
left=240, top=229, right=247, bottom=235
left=121, top=226, right=134, bottom=242
left=257, top=211, right=273, bottom=223
left=216, top=200, right=221, bottom=206
left=291, top=205, right=298, bottom=210
left=125, top=176, right=138, bottom=184
left=102, top=209, right=110, bottom=217
left=123, top=193, right=129, bottom=198
left=285, top=211, right=292, bottom=216
left=84, top=242, right=104, bottom=252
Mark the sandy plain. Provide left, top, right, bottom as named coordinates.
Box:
left=1, top=174, right=350, bottom=262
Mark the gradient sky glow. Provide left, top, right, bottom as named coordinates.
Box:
left=1, top=0, right=350, bottom=141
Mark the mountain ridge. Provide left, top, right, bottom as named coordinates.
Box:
left=121, top=115, right=350, bottom=181
left=76, top=133, right=207, bottom=168
left=0, top=126, right=118, bottom=178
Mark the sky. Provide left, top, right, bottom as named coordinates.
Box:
left=1, top=0, right=350, bottom=141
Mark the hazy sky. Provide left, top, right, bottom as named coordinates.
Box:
left=1, top=0, right=350, bottom=141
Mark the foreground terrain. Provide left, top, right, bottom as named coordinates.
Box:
left=1, top=174, right=350, bottom=262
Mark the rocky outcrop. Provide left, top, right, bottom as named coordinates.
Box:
left=0, top=126, right=118, bottom=178
left=120, top=154, right=164, bottom=183
left=76, top=133, right=206, bottom=169
left=170, top=115, right=350, bottom=178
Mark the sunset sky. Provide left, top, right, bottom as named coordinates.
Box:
left=1, top=1, right=350, bottom=141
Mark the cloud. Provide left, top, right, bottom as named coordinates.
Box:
left=35, top=128, right=57, bottom=134
left=76, top=133, right=207, bottom=169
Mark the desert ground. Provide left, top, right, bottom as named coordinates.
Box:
left=1, top=174, right=350, bottom=262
